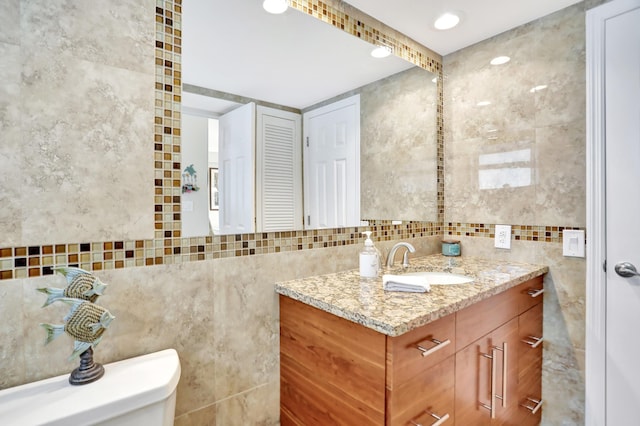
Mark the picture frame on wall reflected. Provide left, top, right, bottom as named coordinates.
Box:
left=209, top=167, right=219, bottom=211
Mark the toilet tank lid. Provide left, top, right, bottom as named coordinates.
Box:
left=0, top=348, right=181, bottom=426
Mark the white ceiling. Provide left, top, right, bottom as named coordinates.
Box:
left=343, top=0, right=583, bottom=55
left=183, top=0, right=415, bottom=111
left=182, top=0, right=582, bottom=112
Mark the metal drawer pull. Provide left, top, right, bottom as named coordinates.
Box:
left=409, top=411, right=450, bottom=426
left=522, top=335, right=543, bottom=348
left=527, top=288, right=544, bottom=298
left=416, top=338, right=451, bottom=358
left=521, top=397, right=543, bottom=414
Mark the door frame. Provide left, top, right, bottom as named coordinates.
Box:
left=586, top=1, right=640, bottom=424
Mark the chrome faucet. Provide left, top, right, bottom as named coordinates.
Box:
left=386, top=242, right=416, bottom=268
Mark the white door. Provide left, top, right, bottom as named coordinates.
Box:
left=256, top=106, right=302, bottom=232
left=303, top=95, right=360, bottom=229
left=604, top=2, right=640, bottom=423
left=218, top=102, right=255, bottom=235
left=587, top=1, right=640, bottom=424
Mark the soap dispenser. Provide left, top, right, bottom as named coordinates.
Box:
left=359, top=231, right=379, bottom=279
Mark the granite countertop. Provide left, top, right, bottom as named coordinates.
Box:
left=275, top=254, right=548, bottom=337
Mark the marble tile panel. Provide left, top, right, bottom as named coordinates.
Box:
left=530, top=6, right=585, bottom=129
left=534, top=122, right=586, bottom=227
left=0, top=279, right=25, bottom=389
left=538, top=243, right=586, bottom=351
left=0, top=0, right=19, bottom=45
left=20, top=0, right=155, bottom=74
left=214, top=381, right=280, bottom=426
left=96, top=262, right=217, bottom=417
left=542, top=340, right=585, bottom=425
left=175, top=404, right=217, bottom=426
left=213, top=255, right=280, bottom=400
left=358, top=66, right=439, bottom=221
left=0, top=42, right=22, bottom=246
left=534, top=80, right=585, bottom=129
left=19, top=50, right=154, bottom=246
left=444, top=136, right=537, bottom=225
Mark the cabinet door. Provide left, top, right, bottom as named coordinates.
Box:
left=455, top=318, right=519, bottom=425
left=387, top=356, right=455, bottom=426
left=280, top=296, right=386, bottom=425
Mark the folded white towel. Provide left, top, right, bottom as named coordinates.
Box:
left=382, top=274, right=431, bottom=293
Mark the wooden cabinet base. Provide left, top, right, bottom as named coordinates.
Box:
left=280, top=277, right=544, bottom=425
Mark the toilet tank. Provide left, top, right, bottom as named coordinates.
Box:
left=0, top=349, right=181, bottom=426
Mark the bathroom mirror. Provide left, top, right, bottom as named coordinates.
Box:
left=181, top=0, right=438, bottom=236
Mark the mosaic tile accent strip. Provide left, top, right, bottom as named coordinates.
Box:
left=0, top=222, right=439, bottom=280
left=445, top=222, right=586, bottom=243
left=289, top=0, right=441, bottom=74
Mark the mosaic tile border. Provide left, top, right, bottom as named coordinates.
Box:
left=445, top=222, right=586, bottom=243
left=0, top=222, right=441, bottom=280
left=0, top=0, right=449, bottom=281
left=289, top=0, right=441, bottom=74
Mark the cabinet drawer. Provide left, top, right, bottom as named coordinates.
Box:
left=519, top=303, right=543, bottom=378
left=456, top=286, right=519, bottom=350
left=386, top=314, right=455, bottom=390
left=517, top=369, right=542, bottom=426
left=387, top=356, right=455, bottom=426
left=517, top=276, right=544, bottom=314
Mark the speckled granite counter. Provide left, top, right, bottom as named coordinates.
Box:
left=275, top=254, right=548, bottom=336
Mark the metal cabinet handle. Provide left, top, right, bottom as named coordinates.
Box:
left=527, top=288, right=544, bottom=298
left=521, top=397, right=543, bottom=414
left=615, top=262, right=640, bottom=278
left=481, top=342, right=507, bottom=418
left=496, top=343, right=507, bottom=407
left=409, top=411, right=450, bottom=426
left=522, top=336, right=543, bottom=348
left=481, top=347, right=498, bottom=419
left=416, top=338, right=451, bottom=358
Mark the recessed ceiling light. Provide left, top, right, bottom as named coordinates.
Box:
left=263, top=0, right=288, bottom=14
left=490, top=56, right=511, bottom=65
left=431, top=77, right=438, bottom=83
left=434, top=13, right=460, bottom=30
left=477, top=101, right=491, bottom=107
left=371, top=45, right=392, bottom=58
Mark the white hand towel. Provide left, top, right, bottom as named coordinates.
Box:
left=382, top=274, right=431, bottom=293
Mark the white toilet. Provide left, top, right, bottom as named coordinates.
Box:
left=0, top=349, right=181, bottom=426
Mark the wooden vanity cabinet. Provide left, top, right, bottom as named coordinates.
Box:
left=279, top=276, right=544, bottom=426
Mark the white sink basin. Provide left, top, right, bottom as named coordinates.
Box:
left=402, top=271, right=474, bottom=285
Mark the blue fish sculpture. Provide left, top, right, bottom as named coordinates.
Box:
left=37, top=267, right=107, bottom=307
left=40, top=298, right=115, bottom=359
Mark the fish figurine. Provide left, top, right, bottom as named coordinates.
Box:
left=37, top=267, right=107, bottom=307
left=40, top=297, right=116, bottom=359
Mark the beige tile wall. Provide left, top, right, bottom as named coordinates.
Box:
left=0, top=0, right=603, bottom=424
left=443, top=3, right=589, bottom=423
left=0, top=0, right=156, bottom=247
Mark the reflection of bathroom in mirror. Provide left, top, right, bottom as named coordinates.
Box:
left=181, top=0, right=438, bottom=237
